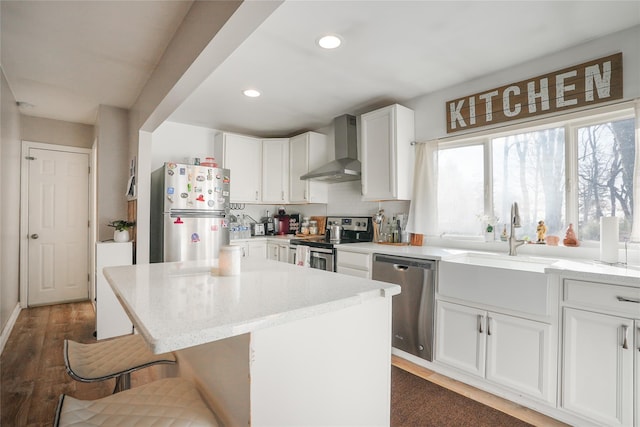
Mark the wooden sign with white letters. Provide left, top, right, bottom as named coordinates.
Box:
left=446, top=53, right=623, bottom=133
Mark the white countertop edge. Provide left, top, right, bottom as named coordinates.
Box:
left=104, top=261, right=400, bottom=354
left=336, top=243, right=640, bottom=285
left=142, top=290, right=396, bottom=354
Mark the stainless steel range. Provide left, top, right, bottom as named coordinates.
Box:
left=289, top=216, right=373, bottom=271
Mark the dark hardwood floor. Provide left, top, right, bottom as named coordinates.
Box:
left=3, top=302, right=563, bottom=427
left=1, top=302, right=159, bottom=426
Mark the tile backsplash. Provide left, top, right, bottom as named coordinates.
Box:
left=228, top=180, right=411, bottom=226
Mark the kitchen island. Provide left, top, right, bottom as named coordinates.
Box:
left=104, top=258, right=400, bottom=426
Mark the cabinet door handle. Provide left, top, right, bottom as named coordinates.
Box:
left=487, top=316, right=492, bottom=336
left=637, top=326, right=640, bottom=352
left=281, top=191, right=284, bottom=201
left=477, top=315, right=483, bottom=334
left=617, top=296, right=640, bottom=304
left=255, top=191, right=259, bottom=201
left=622, top=325, right=629, bottom=349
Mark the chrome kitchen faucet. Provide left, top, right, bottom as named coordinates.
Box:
left=508, top=202, right=525, bottom=256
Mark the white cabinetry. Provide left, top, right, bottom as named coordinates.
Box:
left=435, top=260, right=556, bottom=403
left=436, top=302, right=485, bottom=377
left=360, top=104, right=414, bottom=201
left=560, top=279, right=640, bottom=427
left=96, top=242, right=133, bottom=340
left=435, top=301, right=552, bottom=402
left=336, top=250, right=371, bottom=278
left=232, top=240, right=267, bottom=259
left=262, top=138, right=289, bottom=203
left=214, top=133, right=262, bottom=203
left=267, top=241, right=290, bottom=263
left=289, top=132, right=328, bottom=203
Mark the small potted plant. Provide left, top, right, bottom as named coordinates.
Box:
left=108, top=220, right=135, bottom=242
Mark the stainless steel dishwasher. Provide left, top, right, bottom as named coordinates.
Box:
left=372, top=254, right=436, bottom=361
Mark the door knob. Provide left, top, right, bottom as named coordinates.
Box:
left=30, top=234, right=39, bottom=239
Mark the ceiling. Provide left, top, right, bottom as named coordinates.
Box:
left=1, top=0, right=193, bottom=124
left=3, top=1, right=640, bottom=137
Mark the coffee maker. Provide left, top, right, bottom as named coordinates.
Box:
left=261, top=210, right=275, bottom=235
left=275, top=215, right=290, bottom=235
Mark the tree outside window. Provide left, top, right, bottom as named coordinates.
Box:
left=493, top=128, right=565, bottom=240
left=577, top=118, right=635, bottom=241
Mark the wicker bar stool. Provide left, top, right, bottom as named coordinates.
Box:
left=64, top=334, right=176, bottom=393
left=54, top=377, right=219, bottom=426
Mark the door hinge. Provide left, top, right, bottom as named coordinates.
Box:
left=25, top=156, right=36, bottom=160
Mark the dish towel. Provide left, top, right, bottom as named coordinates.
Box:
left=295, top=245, right=310, bottom=267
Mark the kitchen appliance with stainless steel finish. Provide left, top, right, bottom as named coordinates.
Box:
left=300, top=115, right=361, bottom=183
left=372, top=254, right=436, bottom=361
left=289, top=216, right=373, bottom=271
left=150, top=162, right=230, bottom=263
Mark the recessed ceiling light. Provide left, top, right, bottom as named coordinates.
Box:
left=317, top=35, right=342, bottom=49
left=243, top=89, right=261, bottom=98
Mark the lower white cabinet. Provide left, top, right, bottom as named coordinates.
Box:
left=232, top=240, right=267, bottom=259
left=267, top=242, right=290, bottom=263
left=560, top=278, right=640, bottom=427
left=96, top=242, right=133, bottom=340
left=336, top=250, right=371, bottom=278
left=562, top=308, right=635, bottom=426
left=436, top=301, right=554, bottom=402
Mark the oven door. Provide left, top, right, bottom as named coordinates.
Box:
left=309, top=247, right=335, bottom=272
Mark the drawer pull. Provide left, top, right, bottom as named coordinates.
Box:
left=622, top=325, right=629, bottom=350
left=616, top=296, right=640, bottom=304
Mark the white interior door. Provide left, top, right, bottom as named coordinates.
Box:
left=27, top=147, right=90, bottom=305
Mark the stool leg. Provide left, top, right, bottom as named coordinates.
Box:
left=114, top=373, right=131, bottom=393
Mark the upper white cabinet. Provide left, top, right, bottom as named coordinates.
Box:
left=214, top=132, right=262, bottom=203
left=262, top=138, right=289, bottom=204
left=360, top=104, right=415, bottom=201
left=289, top=132, right=329, bottom=203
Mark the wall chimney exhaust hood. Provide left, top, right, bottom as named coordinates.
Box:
left=300, top=114, right=360, bottom=183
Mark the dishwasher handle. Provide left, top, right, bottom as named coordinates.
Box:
left=373, top=253, right=435, bottom=270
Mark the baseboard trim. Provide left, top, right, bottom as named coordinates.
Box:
left=0, top=303, right=22, bottom=355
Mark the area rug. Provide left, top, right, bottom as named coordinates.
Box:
left=391, top=366, right=533, bottom=427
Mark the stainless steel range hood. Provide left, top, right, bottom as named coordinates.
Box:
left=300, top=114, right=360, bottom=182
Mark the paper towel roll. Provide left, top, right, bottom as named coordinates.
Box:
left=599, top=216, right=619, bottom=263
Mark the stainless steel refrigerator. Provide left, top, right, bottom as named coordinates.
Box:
left=150, top=162, right=230, bottom=263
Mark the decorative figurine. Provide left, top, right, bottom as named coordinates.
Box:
left=500, top=224, right=508, bottom=241
left=563, top=223, right=579, bottom=247
left=536, top=220, right=547, bottom=244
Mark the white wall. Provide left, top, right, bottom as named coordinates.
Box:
left=21, top=115, right=94, bottom=149
left=151, top=121, right=218, bottom=172
left=406, top=25, right=640, bottom=142
left=1, top=67, right=21, bottom=332
left=96, top=105, right=130, bottom=241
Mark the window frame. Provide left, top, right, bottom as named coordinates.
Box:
left=433, top=101, right=637, bottom=245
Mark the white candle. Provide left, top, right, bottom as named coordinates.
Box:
left=599, top=216, right=619, bottom=263
left=219, top=245, right=242, bottom=276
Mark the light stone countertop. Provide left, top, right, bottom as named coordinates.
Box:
left=103, top=258, right=400, bottom=354
left=336, top=243, right=640, bottom=287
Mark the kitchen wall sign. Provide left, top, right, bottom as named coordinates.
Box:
left=446, top=53, right=623, bottom=133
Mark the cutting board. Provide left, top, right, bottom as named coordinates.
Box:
left=310, top=216, right=327, bottom=235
